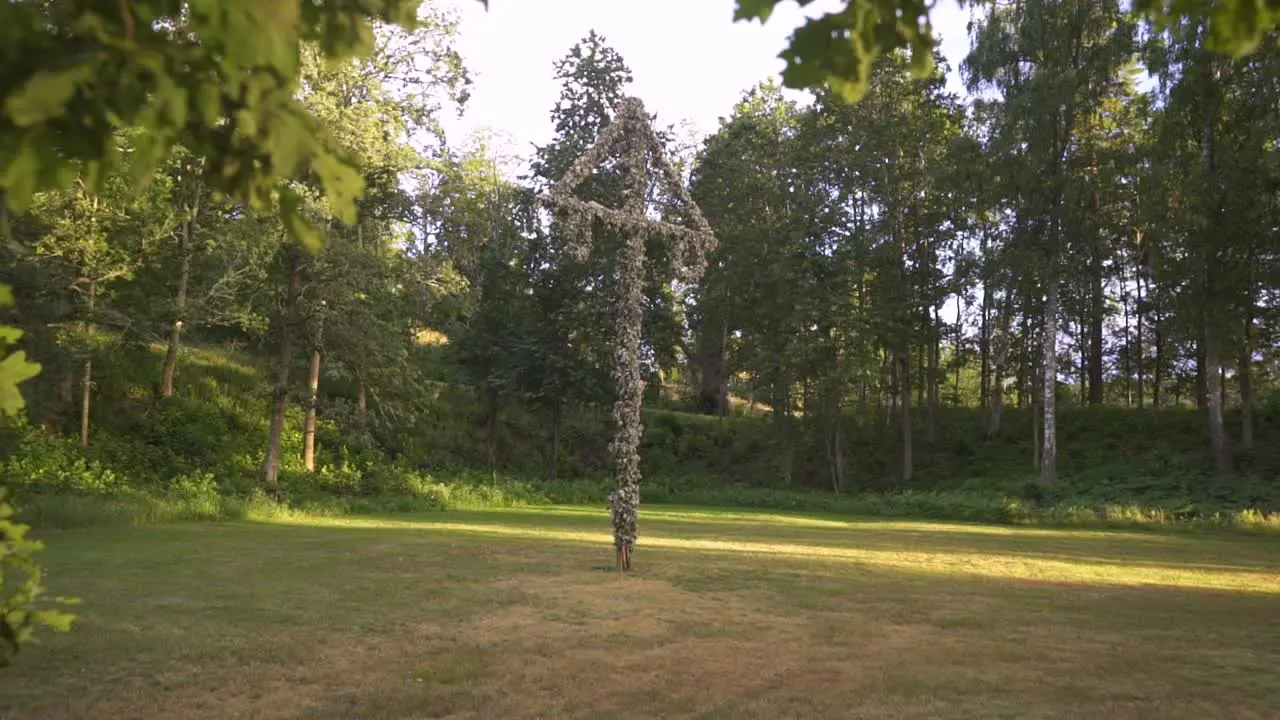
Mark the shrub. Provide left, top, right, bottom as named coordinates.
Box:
left=0, top=488, right=77, bottom=666
left=1, top=430, right=124, bottom=495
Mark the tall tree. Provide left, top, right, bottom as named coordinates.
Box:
left=967, top=0, right=1135, bottom=484
left=525, top=31, right=636, bottom=478
left=692, top=81, right=812, bottom=480
left=262, top=15, right=469, bottom=487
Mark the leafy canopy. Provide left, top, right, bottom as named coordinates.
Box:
left=0, top=0, right=427, bottom=252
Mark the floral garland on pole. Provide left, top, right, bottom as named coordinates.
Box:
left=540, top=96, right=716, bottom=571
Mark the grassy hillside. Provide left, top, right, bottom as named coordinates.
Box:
left=3, top=342, right=1278, bottom=529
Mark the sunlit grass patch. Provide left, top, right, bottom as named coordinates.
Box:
left=273, top=509, right=1280, bottom=594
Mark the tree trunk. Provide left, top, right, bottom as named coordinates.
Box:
left=1153, top=298, right=1164, bottom=408
left=899, top=348, right=913, bottom=484
left=1032, top=396, right=1040, bottom=470
left=303, top=314, right=323, bottom=473
left=80, top=356, right=92, bottom=448
left=882, top=382, right=890, bottom=425
left=1220, top=366, right=1227, bottom=415
left=822, top=387, right=846, bottom=494
left=979, top=235, right=991, bottom=410
left=954, top=295, right=965, bottom=405
left=263, top=249, right=303, bottom=493
left=547, top=397, right=562, bottom=482
left=160, top=185, right=199, bottom=399
left=695, top=318, right=728, bottom=416
left=1017, top=312, right=1031, bottom=409
left=59, top=368, right=75, bottom=418
left=986, top=296, right=1014, bottom=439
left=927, top=305, right=939, bottom=446
left=801, top=375, right=811, bottom=421
left=1240, top=302, right=1254, bottom=450
left=1136, top=261, right=1145, bottom=409
left=485, top=384, right=499, bottom=472
left=160, top=251, right=190, bottom=400
left=830, top=405, right=845, bottom=494
left=1205, top=323, right=1230, bottom=472
left=916, top=336, right=925, bottom=407
left=881, top=352, right=892, bottom=428
left=355, top=370, right=367, bottom=427
left=79, top=279, right=96, bottom=448
left=1121, top=256, right=1132, bottom=406
left=773, top=380, right=795, bottom=485
left=1089, top=226, right=1105, bottom=406
left=1195, top=340, right=1207, bottom=409
left=1078, top=317, right=1087, bottom=407
left=1200, top=51, right=1231, bottom=475
left=1041, top=269, right=1058, bottom=486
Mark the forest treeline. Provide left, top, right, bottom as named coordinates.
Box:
left=3, top=2, right=1279, bottom=514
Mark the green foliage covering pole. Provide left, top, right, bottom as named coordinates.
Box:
left=542, top=97, right=715, bottom=571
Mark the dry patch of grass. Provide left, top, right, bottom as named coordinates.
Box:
left=3, top=507, right=1278, bottom=719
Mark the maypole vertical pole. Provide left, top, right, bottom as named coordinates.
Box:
left=611, top=100, right=647, bottom=572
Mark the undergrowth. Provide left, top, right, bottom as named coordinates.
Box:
left=12, top=474, right=1279, bottom=535
left=4, top=342, right=1278, bottom=535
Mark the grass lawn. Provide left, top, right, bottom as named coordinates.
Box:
left=3, top=506, right=1279, bottom=719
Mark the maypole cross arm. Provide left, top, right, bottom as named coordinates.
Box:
left=537, top=95, right=715, bottom=572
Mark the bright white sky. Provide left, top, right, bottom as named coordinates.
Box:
left=438, top=0, right=974, bottom=171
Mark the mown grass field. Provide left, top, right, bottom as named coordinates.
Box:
left=4, top=506, right=1279, bottom=719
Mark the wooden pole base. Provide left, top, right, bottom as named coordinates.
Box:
left=615, top=545, right=632, bottom=573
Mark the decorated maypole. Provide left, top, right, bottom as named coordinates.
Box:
left=540, top=97, right=716, bottom=571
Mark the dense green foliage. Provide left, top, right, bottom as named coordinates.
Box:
left=3, top=340, right=1277, bottom=535
left=0, top=0, right=446, bottom=240
left=744, top=0, right=1280, bottom=100
left=7, top=15, right=1280, bottom=513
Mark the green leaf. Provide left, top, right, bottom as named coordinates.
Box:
left=312, top=153, right=364, bottom=225
left=1205, top=0, right=1280, bottom=56
left=0, top=327, right=24, bottom=345
left=735, top=0, right=780, bottom=22
left=280, top=190, right=325, bottom=254
left=0, top=350, right=42, bottom=416
left=0, top=139, right=41, bottom=212
left=5, top=64, right=95, bottom=127
left=196, top=84, right=222, bottom=129
left=158, top=74, right=190, bottom=130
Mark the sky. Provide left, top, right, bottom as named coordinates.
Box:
left=437, top=0, right=974, bottom=172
